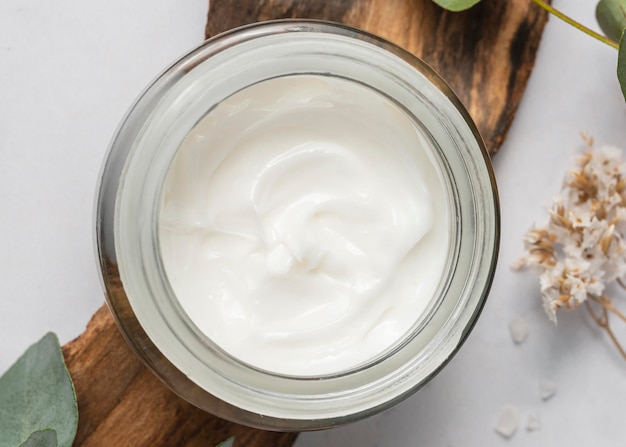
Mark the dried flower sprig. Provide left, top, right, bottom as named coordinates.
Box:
left=516, top=139, right=626, bottom=359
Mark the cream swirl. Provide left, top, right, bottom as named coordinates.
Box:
left=159, top=75, right=450, bottom=375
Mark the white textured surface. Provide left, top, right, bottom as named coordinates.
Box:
left=1, top=1, right=626, bottom=445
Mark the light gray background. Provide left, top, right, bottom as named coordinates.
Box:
left=2, top=1, right=625, bottom=445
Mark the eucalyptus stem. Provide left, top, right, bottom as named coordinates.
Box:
left=532, top=0, right=620, bottom=49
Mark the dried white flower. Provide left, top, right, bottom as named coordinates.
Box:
left=519, top=146, right=626, bottom=323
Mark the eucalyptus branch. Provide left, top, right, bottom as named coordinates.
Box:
left=532, top=0, right=620, bottom=49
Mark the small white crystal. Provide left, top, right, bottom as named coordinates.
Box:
left=508, top=317, right=529, bottom=344
left=526, top=410, right=541, bottom=431
left=540, top=378, right=556, bottom=400
left=494, top=404, right=519, bottom=438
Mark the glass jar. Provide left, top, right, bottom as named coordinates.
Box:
left=96, top=20, right=499, bottom=431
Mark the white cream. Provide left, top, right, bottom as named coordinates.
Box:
left=159, top=75, right=450, bottom=376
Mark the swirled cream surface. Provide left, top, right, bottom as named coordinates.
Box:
left=159, top=75, right=450, bottom=376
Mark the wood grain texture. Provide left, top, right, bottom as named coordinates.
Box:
left=206, top=0, right=550, bottom=154
left=62, top=2, right=549, bottom=446
left=62, top=304, right=298, bottom=447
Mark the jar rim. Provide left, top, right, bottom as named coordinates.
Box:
left=95, top=19, right=500, bottom=430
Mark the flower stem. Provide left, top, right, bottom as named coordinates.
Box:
left=585, top=300, right=626, bottom=361
left=591, top=295, right=626, bottom=324
left=532, top=0, right=619, bottom=50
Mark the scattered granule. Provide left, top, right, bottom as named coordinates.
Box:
left=494, top=404, right=519, bottom=438
left=539, top=378, right=556, bottom=400
left=526, top=410, right=541, bottom=431
left=508, top=317, right=529, bottom=344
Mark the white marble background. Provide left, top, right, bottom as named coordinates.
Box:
left=1, top=1, right=625, bottom=445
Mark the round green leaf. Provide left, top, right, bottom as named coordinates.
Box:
left=216, top=437, right=235, bottom=447
left=432, top=0, right=482, bottom=12
left=596, top=0, right=626, bottom=43
left=618, top=30, right=626, bottom=100
left=0, top=333, right=78, bottom=447
left=19, top=430, right=58, bottom=447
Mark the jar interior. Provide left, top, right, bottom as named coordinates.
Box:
left=158, top=73, right=455, bottom=378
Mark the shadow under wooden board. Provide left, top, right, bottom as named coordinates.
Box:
left=63, top=1, right=549, bottom=446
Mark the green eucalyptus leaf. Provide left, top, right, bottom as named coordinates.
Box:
left=19, top=430, right=58, bottom=447
left=431, top=0, right=481, bottom=12
left=617, top=30, right=626, bottom=101
left=596, top=0, right=626, bottom=43
left=0, top=333, right=78, bottom=447
left=216, top=437, right=235, bottom=447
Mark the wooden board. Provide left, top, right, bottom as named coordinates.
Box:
left=206, top=0, right=550, bottom=155
left=64, top=1, right=549, bottom=446
left=63, top=304, right=298, bottom=447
